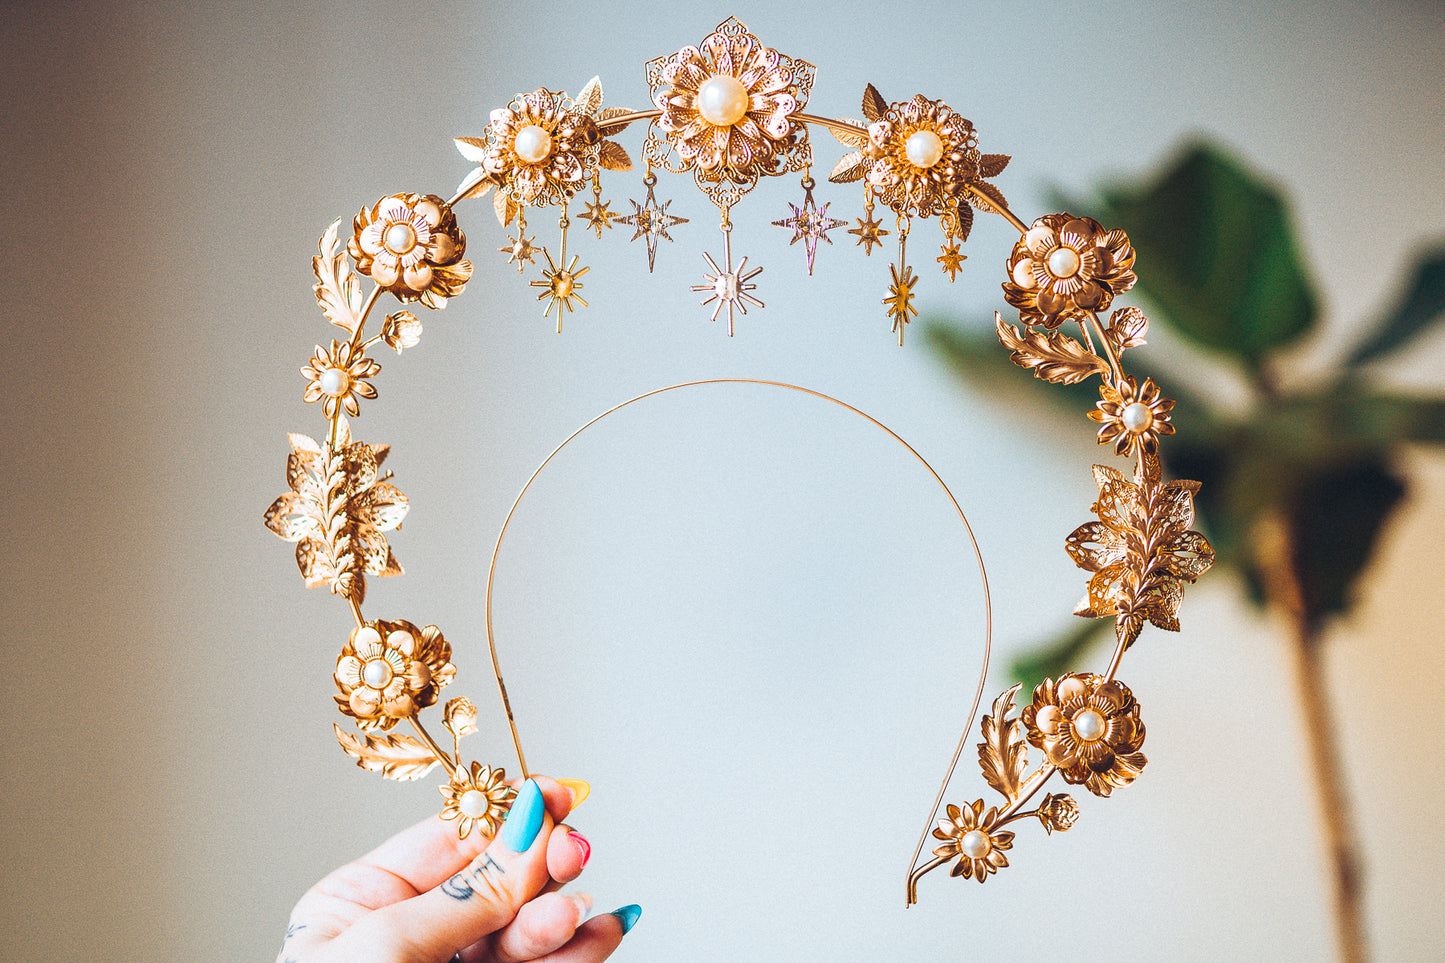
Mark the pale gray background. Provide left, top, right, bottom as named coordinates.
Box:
left=4, top=1, right=1444, bottom=960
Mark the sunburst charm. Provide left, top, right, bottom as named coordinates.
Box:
left=848, top=211, right=889, bottom=255
left=580, top=195, right=618, bottom=237
left=691, top=230, right=763, bottom=336
left=531, top=248, right=590, bottom=327
left=771, top=183, right=846, bottom=275
left=884, top=261, right=918, bottom=344
left=937, top=241, right=965, bottom=280
left=499, top=232, right=540, bottom=273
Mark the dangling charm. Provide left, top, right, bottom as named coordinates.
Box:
left=849, top=194, right=890, bottom=257
left=618, top=170, right=688, bottom=272
left=937, top=208, right=966, bottom=282
left=692, top=208, right=763, bottom=336
left=498, top=209, right=540, bottom=274
left=579, top=173, right=618, bottom=239
left=772, top=175, right=846, bottom=275
left=883, top=215, right=917, bottom=345
left=531, top=203, right=589, bottom=331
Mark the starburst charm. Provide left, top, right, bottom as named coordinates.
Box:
left=884, top=261, right=918, bottom=344
left=937, top=240, right=966, bottom=281
left=618, top=176, right=688, bottom=271
left=848, top=211, right=889, bottom=255
left=691, top=229, right=763, bottom=336
left=771, top=182, right=847, bottom=275
left=498, top=232, right=540, bottom=273
left=531, top=248, right=590, bottom=329
left=580, top=195, right=618, bottom=237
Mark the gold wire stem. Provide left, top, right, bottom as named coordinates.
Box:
left=348, top=285, right=385, bottom=356
left=964, top=183, right=1028, bottom=235
left=1087, top=310, right=1125, bottom=386
left=906, top=855, right=950, bottom=904
left=408, top=714, right=457, bottom=779
left=347, top=596, right=364, bottom=629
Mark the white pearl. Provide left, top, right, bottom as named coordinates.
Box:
left=1121, top=402, right=1154, bottom=433
left=960, top=829, right=991, bottom=859
left=384, top=222, right=416, bottom=255
left=1073, top=707, right=1106, bottom=742
left=387, top=630, right=416, bottom=656
left=362, top=658, right=393, bottom=689
left=318, top=367, right=350, bottom=397
left=905, top=129, right=944, bottom=169
left=513, top=124, right=553, bottom=164
left=458, top=789, right=489, bottom=819
left=353, top=626, right=381, bottom=647
left=1048, top=246, right=1081, bottom=278
left=1011, top=259, right=1037, bottom=289
left=697, top=74, right=749, bottom=126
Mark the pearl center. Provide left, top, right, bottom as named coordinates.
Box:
left=513, top=125, right=553, bottom=164
left=1073, top=707, right=1106, bottom=742
left=1121, top=402, right=1154, bottom=433
left=697, top=74, right=749, bottom=126
left=905, top=129, right=945, bottom=169
left=318, top=367, right=350, bottom=397
left=458, top=788, right=490, bottom=819
left=1048, top=246, right=1082, bottom=278
left=361, top=657, right=394, bottom=689
left=384, top=222, right=417, bottom=255
left=960, top=829, right=992, bottom=859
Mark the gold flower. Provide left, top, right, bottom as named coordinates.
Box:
left=348, top=193, right=471, bottom=307
left=439, top=762, right=515, bottom=840
left=1089, top=376, right=1176, bottom=456
left=1021, top=674, right=1146, bottom=797
left=1003, top=214, right=1137, bottom=329
left=301, top=340, right=380, bottom=418
left=864, top=94, right=979, bottom=218
left=931, top=799, right=1014, bottom=882
left=333, top=619, right=456, bottom=731
left=1037, top=793, right=1080, bottom=834
left=648, top=17, right=812, bottom=193
left=482, top=89, right=601, bottom=206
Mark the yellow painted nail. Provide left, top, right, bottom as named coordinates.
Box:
left=557, top=778, right=591, bottom=810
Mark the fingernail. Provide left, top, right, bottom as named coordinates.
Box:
left=568, top=892, right=593, bottom=924
left=501, top=779, right=544, bottom=852
left=608, top=904, right=642, bottom=935
left=557, top=778, right=591, bottom=809
left=567, top=830, right=591, bottom=868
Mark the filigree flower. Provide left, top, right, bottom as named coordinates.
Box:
left=931, top=799, right=1014, bottom=882
left=348, top=193, right=471, bottom=307
left=1089, top=376, right=1176, bottom=456
left=301, top=341, right=380, bottom=418
left=1021, top=673, right=1146, bottom=797
left=482, top=89, right=601, bottom=206
left=1036, top=793, right=1080, bottom=834
left=1003, top=214, right=1137, bottom=329
left=1066, top=461, right=1215, bottom=632
left=333, top=619, right=456, bottom=731
left=439, top=762, right=515, bottom=840
left=647, top=17, right=812, bottom=194
left=864, top=94, right=979, bottom=218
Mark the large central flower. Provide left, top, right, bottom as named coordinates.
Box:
left=1003, top=213, right=1136, bottom=328
left=1021, top=673, right=1146, bottom=797
left=349, top=193, right=471, bottom=308
left=864, top=94, right=980, bottom=218
left=483, top=88, right=600, bottom=206
left=333, top=619, right=456, bottom=730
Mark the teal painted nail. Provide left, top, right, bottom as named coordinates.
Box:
left=609, top=904, right=642, bottom=935
left=501, top=779, right=544, bottom=852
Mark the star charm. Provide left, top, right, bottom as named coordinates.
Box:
left=498, top=232, right=540, bottom=273
left=530, top=248, right=590, bottom=330
left=771, top=186, right=847, bottom=275
left=937, top=241, right=966, bottom=281
left=580, top=196, right=618, bottom=238
left=691, top=230, right=763, bottom=336
left=848, top=212, right=890, bottom=256
left=884, top=261, right=918, bottom=345
left=617, top=180, right=688, bottom=272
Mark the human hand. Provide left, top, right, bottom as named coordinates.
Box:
left=278, top=776, right=640, bottom=963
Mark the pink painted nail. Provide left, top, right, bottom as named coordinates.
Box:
left=568, top=830, right=591, bottom=868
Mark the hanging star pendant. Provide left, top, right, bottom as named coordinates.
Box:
left=691, top=230, right=763, bottom=337
left=580, top=196, right=618, bottom=238
left=530, top=248, right=590, bottom=331
left=617, top=182, right=688, bottom=272
left=499, top=232, right=540, bottom=273
left=937, top=241, right=966, bottom=281
left=771, top=187, right=847, bottom=275
left=884, top=262, right=918, bottom=345
left=848, top=212, right=890, bottom=256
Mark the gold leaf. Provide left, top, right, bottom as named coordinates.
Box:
left=968, top=179, right=1009, bottom=213
left=978, top=153, right=1011, bottom=178
left=597, top=139, right=633, bottom=172
left=493, top=188, right=518, bottom=228
left=995, top=313, right=1110, bottom=385
left=333, top=724, right=441, bottom=781
left=264, top=492, right=321, bottom=542
left=455, top=166, right=495, bottom=202
left=313, top=218, right=362, bottom=334
left=861, top=83, right=887, bottom=123
left=828, top=150, right=868, bottom=184
left=443, top=697, right=480, bottom=739
left=454, top=136, right=489, bottom=164
left=977, top=683, right=1027, bottom=802
left=576, top=75, right=604, bottom=115
left=596, top=106, right=636, bottom=133
left=830, top=119, right=868, bottom=149
left=296, top=538, right=336, bottom=588
left=955, top=202, right=974, bottom=244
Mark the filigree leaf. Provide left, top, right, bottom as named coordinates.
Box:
left=264, top=492, right=321, bottom=542
left=313, top=219, right=362, bottom=334
left=455, top=166, right=495, bottom=202
left=352, top=481, right=409, bottom=531
left=333, top=724, right=441, bottom=781
left=830, top=119, right=868, bottom=149
left=995, top=313, right=1110, bottom=385
left=977, top=683, right=1028, bottom=802
left=828, top=150, right=867, bottom=184
left=454, top=136, right=489, bottom=164
left=861, top=83, right=887, bottom=123
left=296, top=538, right=336, bottom=588
left=598, top=139, right=633, bottom=172
left=576, top=76, right=604, bottom=115
left=443, top=697, right=480, bottom=739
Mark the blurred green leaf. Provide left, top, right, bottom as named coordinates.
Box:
left=1098, top=142, right=1319, bottom=369
left=1345, top=246, right=1445, bottom=367
left=1009, top=617, right=1113, bottom=693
